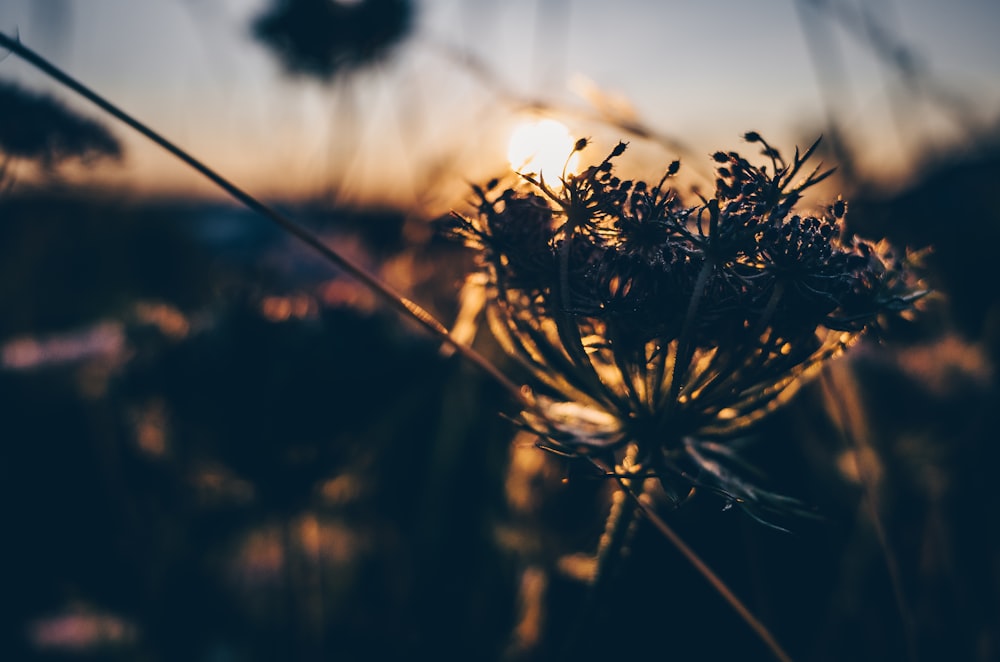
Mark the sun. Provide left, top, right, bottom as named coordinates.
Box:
left=506, top=118, right=580, bottom=178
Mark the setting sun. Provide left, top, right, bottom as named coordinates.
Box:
left=506, top=118, right=580, bottom=178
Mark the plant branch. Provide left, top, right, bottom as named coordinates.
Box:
left=0, top=31, right=527, bottom=407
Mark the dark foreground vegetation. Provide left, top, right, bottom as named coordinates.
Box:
left=2, top=140, right=999, bottom=660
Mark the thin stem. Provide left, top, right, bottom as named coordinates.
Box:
left=684, top=281, right=787, bottom=406
left=553, top=207, right=619, bottom=409
left=633, top=496, right=795, bottom=662
left=592, top=458, right=796, bottom=662
left=662, top=258, right=714, bottom=411
left=0, top=31, right=527, bottom=408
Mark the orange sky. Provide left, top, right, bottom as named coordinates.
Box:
left=2, top=0, right=999, bottom=212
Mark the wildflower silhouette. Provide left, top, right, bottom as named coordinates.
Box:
left=448, top=134, right=923, bottom=526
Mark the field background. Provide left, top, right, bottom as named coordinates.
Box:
left=2, top=1, right=999, bottom=660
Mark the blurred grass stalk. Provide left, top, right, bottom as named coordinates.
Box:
left=0, top=31, right=519, bottom=403
left=820, top=364, right=917, bottom=662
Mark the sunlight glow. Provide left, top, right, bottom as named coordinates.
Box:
left=506, top=119, right=579, bottom=178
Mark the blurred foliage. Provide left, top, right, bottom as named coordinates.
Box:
left=0, top=193, right=216, bottom=337
left=850, top=139, right=1000, bottom=360
left=0, top=81, right=120, bottom=168
left=0, top=192, right=518, bottom=660
left=251, top=0, right=413, bottom=81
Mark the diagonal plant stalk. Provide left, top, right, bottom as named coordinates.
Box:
left=632, top=493, right=795, bottom=662
left=0, top=31, right=524, bottom=406
left=0, top=31, right=795, bottom=662
left=591, top=457, right=796, bottom=662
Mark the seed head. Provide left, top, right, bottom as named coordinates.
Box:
left=447, top=136, right=924, bottom=526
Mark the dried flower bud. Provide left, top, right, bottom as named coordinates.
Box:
left=832, top=198, right=847, bottom=219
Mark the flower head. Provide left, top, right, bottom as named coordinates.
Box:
left=447, top=136, right=924, bottom=525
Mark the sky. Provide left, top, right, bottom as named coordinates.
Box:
left=2, top=0, right=999, bottom=211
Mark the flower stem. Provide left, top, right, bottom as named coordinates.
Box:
left=663, top=258, right=714, bottom=411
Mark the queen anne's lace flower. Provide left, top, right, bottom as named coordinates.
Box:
left=448, top=134, right=924, bottom=526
